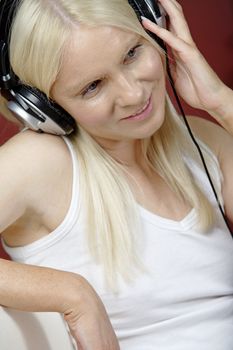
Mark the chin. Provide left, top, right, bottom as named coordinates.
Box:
left=140, top=111, right=165, bottom=139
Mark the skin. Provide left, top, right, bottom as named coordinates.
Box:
left=51, top=24, right=190, bottom=219
left=141, top=0, right=233, bottom=222
left=51, top=25, right=166, bottom=163
left=0, top=0, right=233, bottom=349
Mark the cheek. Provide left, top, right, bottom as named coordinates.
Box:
left=67, top=100, right=110, bottom=127
left=52, top=87, right=112, bottom=129
left=144, top=48, right=165, bottom=81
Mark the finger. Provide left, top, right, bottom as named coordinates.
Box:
left=157, top=0, right=194, bottom=44
left=141, top=18, right=196, bottom=57
left=164, top=0, right=183, bottom=11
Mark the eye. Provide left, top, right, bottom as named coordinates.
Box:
left=82, top=79, right=102, bottom=96
left=125, top=44, right=142, bottom=63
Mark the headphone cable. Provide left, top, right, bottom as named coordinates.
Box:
left=166, top=54, right=233, bottom=236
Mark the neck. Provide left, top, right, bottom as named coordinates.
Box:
left=94, top=136, right=144, bottom=167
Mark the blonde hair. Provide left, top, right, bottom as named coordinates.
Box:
left=8, top=0, right=221, bottom=287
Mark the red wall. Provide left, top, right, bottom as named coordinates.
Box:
left=0, top=0, right=233, bottom=258
left=175, top=0, right=233, bottom=118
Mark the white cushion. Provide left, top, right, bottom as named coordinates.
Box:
left=0, top=307, right=76, bottom=350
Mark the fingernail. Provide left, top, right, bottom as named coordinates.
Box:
left=141, top=16, right=150, bottom=22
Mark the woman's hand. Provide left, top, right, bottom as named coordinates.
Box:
left=63, top=274, right=120, bottom=350
left=0, top=259, right=120, bottom=350
left=141, top=0, right=231, bottom=122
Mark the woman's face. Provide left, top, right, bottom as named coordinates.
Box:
left=52, top=25, right=166, bottom=147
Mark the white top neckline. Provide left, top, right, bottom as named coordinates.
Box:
left=139, top=205, right=197, bottom=231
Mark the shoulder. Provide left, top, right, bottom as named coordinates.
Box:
left=187, top=116, right=233, bottom=168
left=1, top=129, right=71, bottom=174
left=187, top=116, right=233, bottom=222
left=0, top=130, right=74, bottom=234
left=187, top=116, right=228, bottom=159
left=0, top=130, right=73, bottom=209
left=3, top=128, right=70, bottom=157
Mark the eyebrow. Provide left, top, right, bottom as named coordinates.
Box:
left=65, top=33, right=140, bottom=96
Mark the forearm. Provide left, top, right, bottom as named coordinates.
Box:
left=207, top=85, right=233, bottom=135
left=0, top=258, right=83, bottom=314
left=0, top=259, right=119, bottom=349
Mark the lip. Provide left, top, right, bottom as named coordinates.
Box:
left=122, top=96, right=152, bottom=121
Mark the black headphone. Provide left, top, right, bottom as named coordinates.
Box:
left=128, top=0, right=166, bottom=47
left=1, top=1, right=232, bottom=233
left=0, top=0, right=166, bottom=135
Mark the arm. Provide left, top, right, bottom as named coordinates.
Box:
left=0, top=258, right=119, bottom=350
left=208, top=85, right=233, bottom=133
left=142, top=0, right=233, bottom=134
left=0, top=258, right=84, bottom=312
left=0, top=132, right=119, bottom=350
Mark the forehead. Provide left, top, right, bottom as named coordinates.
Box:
left=56, top=25, right=139, bottom=88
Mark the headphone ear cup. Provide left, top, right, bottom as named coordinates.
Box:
left=1, top=1, right=76, bottom=135
left=9, top=84, right=76, bottom=135
left=128, top=0, right=166, bottom=49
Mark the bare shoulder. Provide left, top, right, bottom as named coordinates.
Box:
left=188, top=116, right=233, bottom=222
left=2, top=129, right=70, bottom=161
left=1, top=130, right=71, bottom=179
left=0, top=130, right=73, bottom=233
left=0, top=129, right=73, bottom=201
left=187, top=116, right=232, bottom=160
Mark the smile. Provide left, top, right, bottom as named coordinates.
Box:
left=122, top=96, right=152, bottom=121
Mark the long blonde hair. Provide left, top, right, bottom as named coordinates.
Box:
left=8, top=0, right=221, bottom=287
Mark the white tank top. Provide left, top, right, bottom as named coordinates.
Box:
left=3, top=137, right=233, bottom=350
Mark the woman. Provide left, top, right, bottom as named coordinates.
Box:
left=0, top=0, right=233, bottom=349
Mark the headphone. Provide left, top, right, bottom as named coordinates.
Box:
left=0, top=0, right=77, bottom=135
left=0, top=0, right=166, bottom=136
left=0, top=0, right=232, bottom=233
left=128, top=0, right=167, bottom=47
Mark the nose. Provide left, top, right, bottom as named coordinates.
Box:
left=114, top=72, right=144, bottom=108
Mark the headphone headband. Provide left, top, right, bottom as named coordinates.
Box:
left=128, top=0, right=166, bottom=49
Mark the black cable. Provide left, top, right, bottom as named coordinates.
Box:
left=165, top=54, right=233, bottom=236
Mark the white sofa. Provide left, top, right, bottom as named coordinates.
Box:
left=0, top=307, right=76, bottom=350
